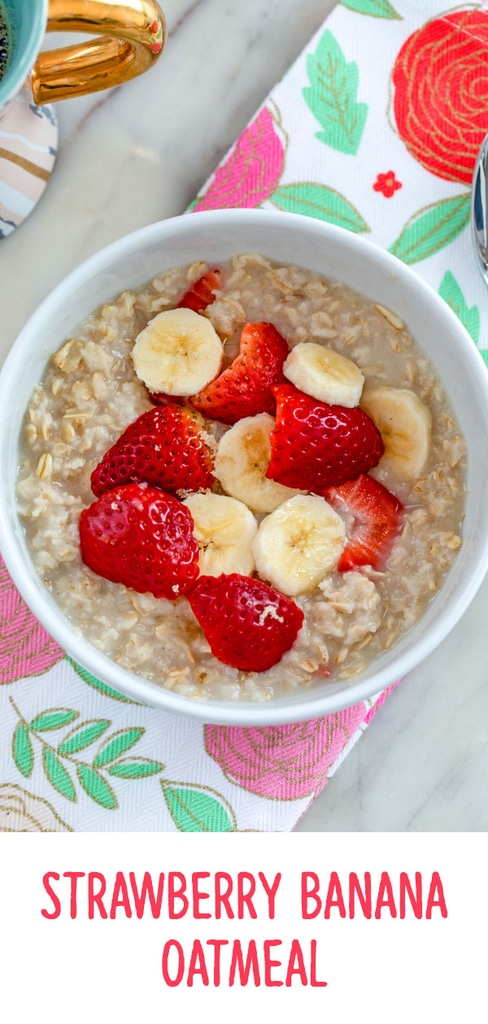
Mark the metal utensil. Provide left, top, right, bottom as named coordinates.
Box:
left=471, top=132, right=488, bottom=283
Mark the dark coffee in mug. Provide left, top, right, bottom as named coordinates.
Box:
left=0, top=4, right=10, bottom=83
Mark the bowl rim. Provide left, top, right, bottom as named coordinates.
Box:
left=1, top=207, right=488, bottom=725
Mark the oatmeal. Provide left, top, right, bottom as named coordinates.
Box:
left=16, top=254, right=466, bottom=702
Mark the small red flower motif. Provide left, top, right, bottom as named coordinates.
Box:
left=373, top=171, right=402, bottom=198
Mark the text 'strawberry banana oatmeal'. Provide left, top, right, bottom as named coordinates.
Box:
left=17, top=254, right=466, bottom=702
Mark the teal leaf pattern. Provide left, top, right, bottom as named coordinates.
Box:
left=108, top=758, right=164, bottom=779
left=42, top=748, right=76, bottom=802
left=29, top=709, right=79, bottom=732
left=161, top=780, right=237, bottom=832
left=341, top=0, right=400, bottom=18
left=66, top=657, right=138, bottom=703
left=389, top=194, right=470, bottom=264
left=93, top=728, right=145, bottom=768
left=57, top=720, right=111, bottom=756
left=77, top=764, right=118, bottom=809
left=438, top=271, right=480, bottom=345
left=303, top=29, right=368, bottom=154
left=270, top=181, right=369, bottom=232
left=12, top=723, right=34, bottom=778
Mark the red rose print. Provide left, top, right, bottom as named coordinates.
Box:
left=373, top=171, right=402, bottom=197
left=392, top=10, right=488, bottom=185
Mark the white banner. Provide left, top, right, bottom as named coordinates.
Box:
left=0, top=832, right=485, bottom=1020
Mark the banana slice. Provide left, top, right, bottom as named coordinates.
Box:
left=132, top=307, right=223, bottom=396
left=360, top=385, right=432, bottom=480
left=215, top=413, right=303, bottom=514
left=183, top=492, right=257, bottom=577
left=283, top=342, right=364, bottom=407
left=252, top=494, right=346, bottom=596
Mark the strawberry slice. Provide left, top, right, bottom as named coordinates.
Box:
left=266, top=383, right=384, bottom=492
left=90, top=405, right=215, bottom=497
left=190, top=321, right=289, bottom=425
left=177, top=269, right=222, bottom=313
left=79, top=483, right=200, bottom=599
left=188, top=573, right=304, bottom=672
left=325, top=474, right=404, bottom=571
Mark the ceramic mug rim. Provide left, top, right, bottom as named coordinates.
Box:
left=0, top=0, right=48, bottom=109
left=1, top=208, right=488, bottom=725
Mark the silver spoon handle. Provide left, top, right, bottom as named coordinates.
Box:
left=472, top=133, right=488, bottom=276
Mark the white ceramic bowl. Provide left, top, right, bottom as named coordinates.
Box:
left=1, top=209, right=488, bottom=725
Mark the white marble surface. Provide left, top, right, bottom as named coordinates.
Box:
left=0, top=0, right=487, bottom=832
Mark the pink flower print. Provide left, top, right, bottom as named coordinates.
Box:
left=204, top=703, right=368, bottom=801
left=373, top=171, right=402, bottom=198
left=194, top=106, right=286, bottom=211
left=363, top=682, right=400, bottom=726
left=0, top=555, right=63, bottom=683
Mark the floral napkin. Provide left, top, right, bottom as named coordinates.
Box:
left=1, top=0, right=487, bottom=832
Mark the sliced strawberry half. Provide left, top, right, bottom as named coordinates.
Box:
left=188, top=573, right=304, bottom=672
left=190, top=321, right=289, bottom=425
left=177, top=268, right=222, bottom=313
left=90, top=404, right=215, bottom=497
left=325, top=474, right=404, bottom=572
left=266, top=383, right=385, bottom=492
left=79, top=483, right=200, bottom=599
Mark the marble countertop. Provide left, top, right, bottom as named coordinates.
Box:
left=0, top=0, right=486, bottom=832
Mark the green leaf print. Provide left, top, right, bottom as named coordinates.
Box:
left=389, top=194, right=471, bottom=264
left=93, top=728, right=145, bottom=768
left=42, top=748, right=76, bottom=802
left=341, top=0, right=400, bottom=18
left=29, top=708, right=79, bottom=732
left=438, top=271, right=480, bottom=345
left=303, top=30, right=368, bottom=155
left=9, top=696, right=163, bottom=812
left=108, top=758, right=164, bottom=779
left=66, top=657, right=138, bottom=703
left=12, top=723, right=34, bottom=778
left=77, top=764, right=118, bottom=809
left=161, top=781, right=237, bottom=832
left=270, top=182, right=369, bottom=232
left=57, top=720, right=111, bottom=756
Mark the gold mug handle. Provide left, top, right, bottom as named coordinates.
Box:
left=31, top=0, right=166, bottom=105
